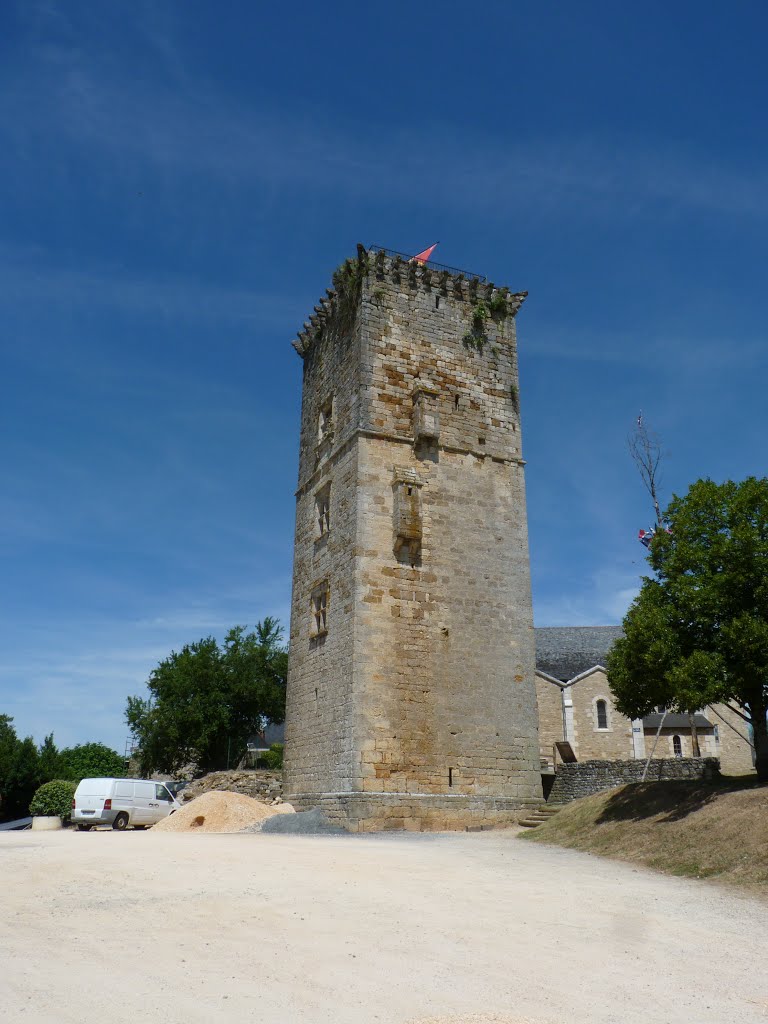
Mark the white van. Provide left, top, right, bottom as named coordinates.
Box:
left=72, top=778, right=181, bottom=831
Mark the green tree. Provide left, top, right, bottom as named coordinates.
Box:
left=37, top=734, right=60, bottom=783
left=0, top=715, right=18, bottom=811
left=57, top=742, right=126, bottom=782
left=0, top=717, right=41, bottom=820
left=608, top=477, right=768, bottom=781
left=125, top=618, right=288, bottom=775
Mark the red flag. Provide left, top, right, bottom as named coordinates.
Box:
left=411, top=243, right=438, bottom=264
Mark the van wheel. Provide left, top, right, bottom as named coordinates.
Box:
left=77, top=824, right=93, bottom=831
left=112, top=812, right=129, bottom=831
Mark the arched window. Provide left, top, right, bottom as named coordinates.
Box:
left=596, top=699, right=608, bottom=730
left=673, top=735, right=683, bottom=758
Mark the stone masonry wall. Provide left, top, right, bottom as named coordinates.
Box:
left=284, top=249, right=543, bottom=828
left=568, top=669, right=635, bottom=760
left=648, top=728, right=716, bottom=760
left=708, top=703, right=756, bottom=774
left=180, top=770, right=282, bottom=803
left=348, top=256, right=541, bottom=803
left=283, top=288, right=361, bottom=796
left=291, top=792, right=543, bottom=832
left=548, top=757, right=721, bottom=804
left=535, top=672, right=565, bottom=766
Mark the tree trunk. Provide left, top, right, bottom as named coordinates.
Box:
left=689, top=713, right=701, bottom=758
left=752, top=705, right=768, bottom=783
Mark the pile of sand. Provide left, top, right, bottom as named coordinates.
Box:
left=151, top=790, right=293, bottom=834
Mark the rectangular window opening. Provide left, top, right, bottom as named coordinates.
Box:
left=448, top=767, right=453, bottom=787
left=310, top=582, right=329, bottom=638
left=318, top=398, right=334, bottom=445
left=315, top=483, right=331, bottom=539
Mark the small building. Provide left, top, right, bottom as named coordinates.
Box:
left=245, top=723, right=285, bottom=765
left=535, top=626, right=755, bottom=776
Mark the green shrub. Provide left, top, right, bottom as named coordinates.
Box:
left=29, top=779, right=77, bottom=820
left=259, top=743, right=284, bottom=771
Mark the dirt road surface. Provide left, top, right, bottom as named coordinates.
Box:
left=1, top=829, right=766, bottom=1024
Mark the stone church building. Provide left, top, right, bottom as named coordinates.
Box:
left=534, top=625, right=755, bottom=776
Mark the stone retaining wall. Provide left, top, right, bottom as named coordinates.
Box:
left=548, top=757, right=720, bottom=804
left=180, top=770, right=282, bottom=803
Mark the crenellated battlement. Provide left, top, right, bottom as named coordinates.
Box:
left=291, top=243, right=527, bottom=358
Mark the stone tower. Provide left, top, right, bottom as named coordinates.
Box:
left=283, top=245, right=543, bottom=831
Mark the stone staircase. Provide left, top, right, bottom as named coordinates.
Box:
left=518, top=805, right=563, bottom=829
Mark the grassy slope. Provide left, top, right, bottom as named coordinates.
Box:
left=521, top=778, right=768, bottom=891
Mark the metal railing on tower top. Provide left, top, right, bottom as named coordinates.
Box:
left=367, top=245, right=487, bottom=282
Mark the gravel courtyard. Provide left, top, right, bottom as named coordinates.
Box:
left=1, top=828, right=766, bottom=1024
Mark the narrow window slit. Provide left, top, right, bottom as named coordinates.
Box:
left=596, top=699, right=608, bottom=730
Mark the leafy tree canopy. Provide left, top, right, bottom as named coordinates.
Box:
left=0, top=716, right=42, bottom=821
left=37, top=734, right=60, bottom=781
left=608, top=477, right=768, bottom=781
left=125, top=618, right=287, bottom=776
left=57, top=742, right=126, bottom=782
left=0, top=724, right=132, bottom=821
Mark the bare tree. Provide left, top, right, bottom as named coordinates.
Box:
left=628, top=412, right=664, bottom=529
left=628, top=415, right=701, bottom=757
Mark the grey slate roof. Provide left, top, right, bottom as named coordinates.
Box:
left=642, top=712, right=712, bottom=730
left=535, top=625, right=624, bottom=682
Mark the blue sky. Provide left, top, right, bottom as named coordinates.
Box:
left=2, top=1, right=767, bottom=752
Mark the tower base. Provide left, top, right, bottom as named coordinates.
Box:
left=285, top=790, right=545, bottom=833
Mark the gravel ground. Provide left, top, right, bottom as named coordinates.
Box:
left=252, top=806, right=344, bottom=834
left=1, top=828, right=766, bottom=1024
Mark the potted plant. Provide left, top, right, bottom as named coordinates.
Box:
left=29, top=780, right=77, bottom=830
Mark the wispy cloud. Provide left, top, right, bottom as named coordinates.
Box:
left=0, top=578, right=292, bottom=749
left=534, top=564, right=640, bottom=627
left=0, top=248, right=303, bottom=325
left=5, top=14, right=768, bottom=225
left=524, top=322, right=768, bottom=372
left=46, top=87, right=768, bottom=222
